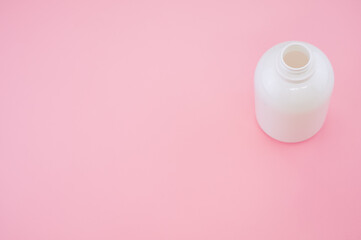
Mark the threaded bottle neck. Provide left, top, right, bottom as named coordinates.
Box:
left=277, top=42, right=314, bottom=82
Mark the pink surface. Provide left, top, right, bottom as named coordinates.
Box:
left=1, top=0, right=361, bottom=239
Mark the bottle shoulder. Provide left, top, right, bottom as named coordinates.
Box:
left=255, top=41, right=334, bottom=109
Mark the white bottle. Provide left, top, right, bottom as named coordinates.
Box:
left=254, top=41, right=334, bottom=143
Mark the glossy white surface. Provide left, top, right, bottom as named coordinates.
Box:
left=254, top=41, right=334, bottom=143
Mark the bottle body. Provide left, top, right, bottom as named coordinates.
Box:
left=254, top=41, right=334, bottom=143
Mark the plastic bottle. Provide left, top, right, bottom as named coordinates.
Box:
left=254, top=41, right=334, bottom=143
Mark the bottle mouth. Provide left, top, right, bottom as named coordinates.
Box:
left=277, top=42, right=314, bottom=82
left=281, top=43, right=311, bottom=71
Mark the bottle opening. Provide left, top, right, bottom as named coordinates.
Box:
left=282, top=43, right=310, bottom=69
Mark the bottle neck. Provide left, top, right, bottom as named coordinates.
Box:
left=277, top=42, right=314, bottom=82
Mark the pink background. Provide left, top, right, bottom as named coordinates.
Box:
left=1, top=0, right=361, bottom=239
